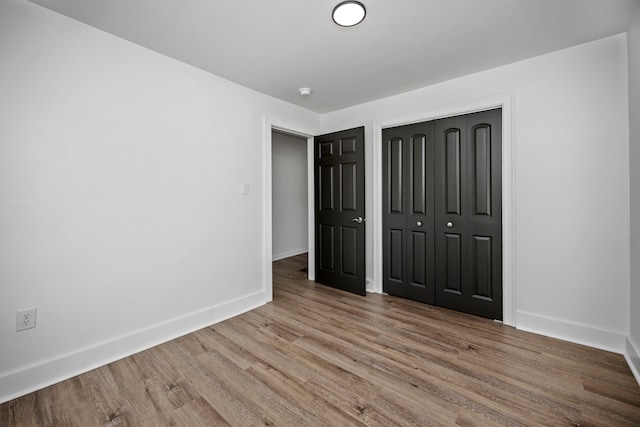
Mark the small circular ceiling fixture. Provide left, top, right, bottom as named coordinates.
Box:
left=298, top=87, right=312, bottom=96
left=332, top=1, right=366, bottom=27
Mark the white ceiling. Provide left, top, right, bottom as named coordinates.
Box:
left=27, top=0, right=640, bottom=113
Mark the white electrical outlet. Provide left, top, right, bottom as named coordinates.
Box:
left=16, top=308, right=37, bottom=332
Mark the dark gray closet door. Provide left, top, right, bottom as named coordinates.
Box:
left=382, top=121, right=435, bottom=304
left=314, top=127, right=366, bottom=296
left=382, top=109, right=502, bottom=320
left=434, top=109, right=502, bottom=320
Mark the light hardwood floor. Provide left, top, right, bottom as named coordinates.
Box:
left=2, top=253, right=640, bottom=426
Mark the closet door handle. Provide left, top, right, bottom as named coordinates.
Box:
left=446, top=221, right=454, bottom=228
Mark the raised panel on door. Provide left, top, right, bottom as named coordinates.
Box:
left=444, top=128, right=462, bottom=215
left=388, top=136, right=404, bottom=214
left=320, top=141, right=334, bottom=158
left=319, top=165, right=334, bottom=211
left=410, top=134, right=427, bottom=215
left=341, top=162, right=357, bottom=212
left=315, top=127, right=366, bottom=296
left=472, top=235, right=492, bottom=299
left=389, top=229, right=404, bottom=281
left=443, top=233, right=462, bottom=294
left=384, top=228, right=405, bottom=296
left=341, top=226, right=358, bottom=276
left=473, top=124, right=492, bottom=216
left=319, top=224, right=335, bottom=271
left=341, top=136, right=357, bottom=155
left=406, top=231, right=428, bottom=300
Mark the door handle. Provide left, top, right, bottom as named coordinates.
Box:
left=351, top=216, right=364, bottom=224
left=446, top=221, right=454, bottom=228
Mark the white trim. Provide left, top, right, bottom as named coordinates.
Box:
left=263, top=117, right=274, bottom=302
left=273, top=247, right=309, bottom=262
left=263, top=117, right=318, bottom=300
left=516, top=310, right=626, bottom=354
left=0, top=290, right=266, bottom=404
left=625, top=336, right=640, bottom=385
left=307, top=137, right=316, bottom=281
left=371, top=93, right=516, bottom=326
left=371, top=121, right=383, bottom=295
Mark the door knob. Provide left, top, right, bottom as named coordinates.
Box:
left=351, top=216, right=364, bottom=224
left=416, top=221, right=423, bottom=227
left=446, top=221, right=454, bottom=228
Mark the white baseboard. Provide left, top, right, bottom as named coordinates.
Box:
left=0, top=291, right=267, bottom=404
left=516, top=310, right=626, bottom=354
left=625, top=335, right=640, bottom=385
left=272, top=248, right=308, bottom=261
left=366, top=279, right=376, bottom=294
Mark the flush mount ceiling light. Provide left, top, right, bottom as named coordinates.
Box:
left=332, top=1, right=366, bottom=27
left=298, top=87, right=312, bottom=96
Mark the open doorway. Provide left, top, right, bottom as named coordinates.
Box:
left=263, top=119, right=316, bottom=303
left=271, top=130, right=309, bottom=267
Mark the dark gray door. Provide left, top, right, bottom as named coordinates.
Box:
left=382, top=109, right=502, bottom=320
left=434, top=109, right=502, bottom=320
left=314, top=127, right=366, bottom=296
left=382, top=121, right=435, bottom=304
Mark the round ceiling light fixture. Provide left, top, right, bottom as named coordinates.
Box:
left=332, top=1, right=366, bottom=27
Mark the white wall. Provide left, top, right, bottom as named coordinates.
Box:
left=627, top=2, right=640, bottom=380
left=0, top=0, right=320, bottom=403
left=322, top=34, right=631, bottom=353
left=272, top=131, right=308, bottom=260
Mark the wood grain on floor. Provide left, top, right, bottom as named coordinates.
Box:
left=2, top=253, right=640, bottom=426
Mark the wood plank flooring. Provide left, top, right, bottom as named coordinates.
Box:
left=2, top=253, right=640, bottom=426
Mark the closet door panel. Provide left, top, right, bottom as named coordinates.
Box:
left=434, top=109, right=502, bottom=320
left=382, top=127, right=408, bottom=297
left=405, top=122, right=435, bottom=303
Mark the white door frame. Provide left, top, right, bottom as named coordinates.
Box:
left=263, top=116, right=318, bottom=302
left=371, top=93, right=516, bottom=326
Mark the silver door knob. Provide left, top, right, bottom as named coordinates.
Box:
left=351, top=216, right=364, bottom=224
left=446, top=221, right=454, bottom=228
left=416, top=221, right=423, bottom=227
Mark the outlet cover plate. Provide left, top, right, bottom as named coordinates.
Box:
left=16, top=308, right=37, bottom=332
